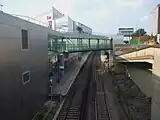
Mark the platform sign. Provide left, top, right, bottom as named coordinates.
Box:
left=59, top=54, right=64, bottom=77
left=59, top=54, right=64, bottom=69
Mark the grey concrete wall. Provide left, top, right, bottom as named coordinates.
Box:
left=152, top=48, right=160, bottom=75
left=116, top=46, right=160, bottom=120
left=152, top=48, right=160, bottom=120
left=124, top=47, right=160, bottom=120
left=127, top=62, right=160, bottom=120
left=117, top=47, right=154, bottom=59
left=158, top=7, right=160, bottom=34
left=0, top=12, right=60, bottom=120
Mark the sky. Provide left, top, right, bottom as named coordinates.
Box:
left=1, top=0, right=160, bottom=34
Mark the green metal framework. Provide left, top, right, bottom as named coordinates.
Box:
left=48, top=32, right=113, bottom=53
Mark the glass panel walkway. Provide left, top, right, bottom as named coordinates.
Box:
left=48, top=32, right=113, bottom=53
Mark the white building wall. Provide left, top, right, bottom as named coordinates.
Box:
left=54, top=15, right=92, bottom=34
left=68, top=16, right=74, bottom=32
left=108, top=35, right=124, bottom=44
left=153, top=6, right=159, bottom=35
left=81, top=24, right=92, bottom=34
left=76, top=22, right=92, bottom=34
left=55, top=16, right=68, bottom=32
left=0, top=11, right=60, bottom=120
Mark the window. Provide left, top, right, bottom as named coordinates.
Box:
left=22, top=71, right=30, bottom=85
left=119, top=28, right=134, bottom=31
left=21, top=29, right=29, bottom=50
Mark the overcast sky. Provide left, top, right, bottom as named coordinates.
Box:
left=1, top=0, right=159, bottom=34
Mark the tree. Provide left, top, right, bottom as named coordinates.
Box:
left=150, top=34, right=157, bottom=43
left=150, top=33, right=154, bottom=38
left=132, top=28, right=147, bottom=36
left=124, top=40, right=129, bottom=44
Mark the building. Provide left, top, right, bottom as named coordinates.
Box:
left=153, top=4, right=160, bottom=35
left=75, top=22, right=92, bottom=34
left=153, top=4, right=160, bottom=43
left=55, top=15, right=76, bottom=32
left=118, top=27, right=134, bottom=42
left=46, top=6, right=92, bottom=34
left=55, top=15, right=92, bottom=34
left=0, top=11, right=63, bottom=120
left=107, top=34, right=124, bottom=44
left=118, top=27, right=134, bottom=37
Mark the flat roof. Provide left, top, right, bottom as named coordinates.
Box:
left=1, top=12, right=108, bottom=40
left=62, top=32, right=109, bottom=40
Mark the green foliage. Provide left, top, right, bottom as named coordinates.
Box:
left=150, top=34, right=157, bottom=40
left=124, top=40, right=129, bottom=44
left=132, top=28, right=147, bottom=36
left=150, top=33, right=154, bottom=38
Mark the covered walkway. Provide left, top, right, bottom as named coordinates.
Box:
left=48, top=32, right=113, bottom=53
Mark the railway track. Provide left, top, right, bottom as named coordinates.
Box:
left=57, top=53, right=95, bottom=120
left=95, top=57, right=112, bottom=120
left=57, top=52, right=112, bottom=120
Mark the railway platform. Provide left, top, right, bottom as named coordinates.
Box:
left=53, top=52, right=91, bottom=96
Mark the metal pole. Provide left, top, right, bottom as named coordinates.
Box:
left=110, top=38, right=113, bottom=50
left=80, top=39, right=82, bottom=49
left=97, top=39, right=100, bottom=49
left=59, top=53, right=64, bottom=77
left=55, top=38, right=60, bottom=83
left=61, top=38, right=63, bottom=52
left=54, top=19, right=56, bottom=31
left=88, top=39, right=90, bottom=48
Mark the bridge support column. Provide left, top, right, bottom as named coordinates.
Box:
left=80, top=39, right=83, bottom=49
left=88, top=39, right=90, bottom=49
left=54, top=38, right=60, bottom=84
left=110, top=38, right=113, bottom=50
left=59, top=53, right=64, bottom=77
left=77, top=38, right=80, bottom=50
left=97, top=39, right=100, bottom=49
left=61, top=38, right=64, bottom=52
left=55, top=38, right=58, bottom=52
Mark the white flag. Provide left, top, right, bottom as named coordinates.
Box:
left=52, top=6, right=64, bottom=20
